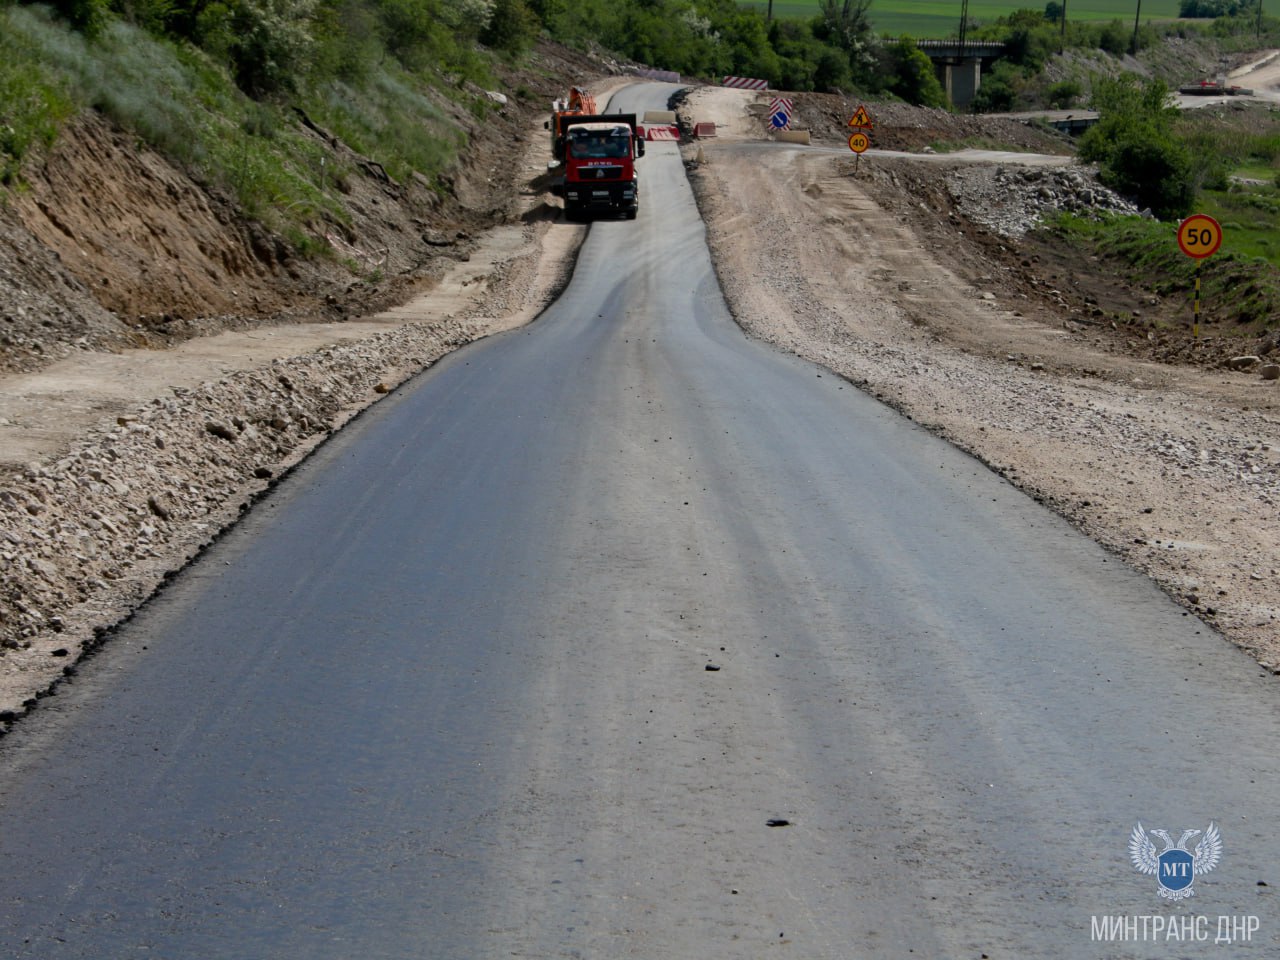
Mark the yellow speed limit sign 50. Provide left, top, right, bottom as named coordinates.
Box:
left=848, top=131, right=870, bottom=154
left=1178, top=214, right=1223, bottom=259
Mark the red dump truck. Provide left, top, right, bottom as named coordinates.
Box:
left=546, top=90, right=645, bottom=221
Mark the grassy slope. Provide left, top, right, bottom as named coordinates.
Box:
left=0, top=5, right=480, bottom=250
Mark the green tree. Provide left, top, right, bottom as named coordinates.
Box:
left=720, top=8, right=781, bottom=82
left=1000, top=11, right=1058, bottom=68
left=311, top=0, right=381, bottom=82
left=481, top=0, right=538, bottom=54
left=1097, top=19, right=1129, bottom=54
left=196, top=0, right=317, bottom=96
left=818, top=0, right=872, bottom=50
left=969, top=59, right=1023, bottom=111
left=884, top=37, right=946, bottom=107
left=1079, top=75, right=1195, bottom=218
left=48, top=0, right=110, bottom=33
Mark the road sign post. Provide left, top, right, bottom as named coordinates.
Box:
left=767, top=96, right=794, bottom=133
left=1177, top=214, right=1223, bottom=338
left=847, top=105, right=873, bottom=174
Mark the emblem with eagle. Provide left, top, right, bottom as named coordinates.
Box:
left=1129, top=822, right=1222, bottom=900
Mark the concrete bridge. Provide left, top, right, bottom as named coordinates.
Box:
left=1001, top=109, right=1100, bottom=135
left=914, top=40, right=1007, bottom=109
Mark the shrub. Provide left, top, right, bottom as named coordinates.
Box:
left=970, top=60, right=1023, bottom=113
left=0, top=27, right=76, bottom=183
left=884, top=37, right=947, bottom=108
left=1097, top=19, right=1129, bottom=55
left=481, top=0, right=539, bottom=55
left=196, top=0, right=317, bottom=97
left=1047, top=79, right=1082, bottom=108
left=1080, top=75, right=1196, bottom=218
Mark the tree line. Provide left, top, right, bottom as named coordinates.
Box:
left=22, top=0, right=1276, bottom=107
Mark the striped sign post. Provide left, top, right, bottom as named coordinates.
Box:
left=768, top=96, right=794, bottom=131
left=1177, top=214, right=1223, bottom=339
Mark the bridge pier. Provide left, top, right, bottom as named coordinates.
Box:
left=915, top=40, right=1007, bottom=110
left=941, top=58, right=983, bottom=109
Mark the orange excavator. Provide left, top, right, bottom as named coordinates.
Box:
left=547, top=86, right=599, bottom=151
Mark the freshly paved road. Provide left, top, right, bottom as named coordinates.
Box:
left=2, top=84, right=1278, bottom=958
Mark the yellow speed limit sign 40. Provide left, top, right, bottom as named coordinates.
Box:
left=848, top=131, right=870, bottom=154
left=1178, top=214, right=1223, bottom=259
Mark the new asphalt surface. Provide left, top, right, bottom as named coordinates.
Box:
left=1, top=84, right=1277, bottom=958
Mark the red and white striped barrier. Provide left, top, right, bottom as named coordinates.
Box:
left=693, top=122, right=717, bottom=138
left=643, top=125, right=680, bottom=141
left=722, top=76, right=769, bottom=90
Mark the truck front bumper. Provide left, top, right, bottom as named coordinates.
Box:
left=564, top=181, right=638, bottom=211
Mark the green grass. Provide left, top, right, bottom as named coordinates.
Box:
left=746, top=0, right=1194, bottom=37
left=1048, top=211, right=1280, bottom=332
left=1230, top=162, right=1278, bottom=180
left=1199, top=186, right=1280, bottom=262
left=1170, top=103, right=1280, bottom=267
left=304, top=67, right=465, bottom=189
left=0, top=18, right=76, bottom=184
left=1053, top=105, right=1280, bottom=328
left=2, top=6, right=344, bottom=231
left=0, top=4, right=481, bottom=253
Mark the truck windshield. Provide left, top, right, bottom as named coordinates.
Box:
left=569, top=133, right=628, bottom=159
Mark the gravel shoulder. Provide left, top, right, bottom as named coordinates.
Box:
left=0, top=184, right=588, bottom=717
left=2, top=76, right=1279, bottom=720
left=680, top=85, right=1280, bottom=672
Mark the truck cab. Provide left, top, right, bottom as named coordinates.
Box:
left=556, top=117, right=644, bottom=221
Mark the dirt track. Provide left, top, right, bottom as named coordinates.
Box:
left=2, top=74, right=1280, bottom=717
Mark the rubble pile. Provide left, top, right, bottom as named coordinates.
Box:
left=946, top=164, right=1142, bottom=237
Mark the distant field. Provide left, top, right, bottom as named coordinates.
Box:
left=743, top=0, right=1187, bottom=37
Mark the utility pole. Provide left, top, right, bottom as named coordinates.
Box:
left=1131, top=0, right=1142, bottom=55
left=1258, top=0, right=1263, bottom=40
left=958, top=0, right=969, bottom=51
left=1060, top=0, right=1068, bottom=53
left=768, top=0, right=773, bottom=20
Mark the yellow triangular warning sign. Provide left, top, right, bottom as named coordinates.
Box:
left=849, top=105, right=873, bottom=129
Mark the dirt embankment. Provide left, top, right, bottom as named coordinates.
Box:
left=3, top=52, right=1280, bottom=719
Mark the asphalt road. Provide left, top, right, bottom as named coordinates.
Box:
left=2, top=84, right=1279, bottom=959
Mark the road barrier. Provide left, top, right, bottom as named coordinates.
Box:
left=722, top=76, right=769, bottom=90
left=693, top=122, right=717, bottom=138
left=643, top=125, right=680, bottom=141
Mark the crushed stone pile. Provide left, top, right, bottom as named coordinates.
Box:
left=946, top=164, right=1142, bottom=237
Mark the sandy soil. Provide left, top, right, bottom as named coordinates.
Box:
left=2, top=63, right=1280, bottom=719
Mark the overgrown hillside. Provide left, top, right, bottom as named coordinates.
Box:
left=0, top=0, right=618, bottom=374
